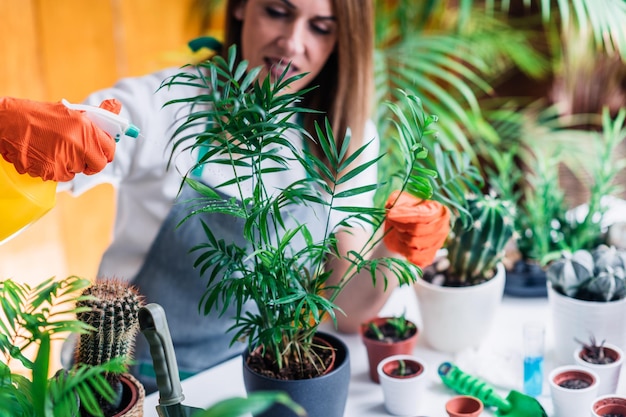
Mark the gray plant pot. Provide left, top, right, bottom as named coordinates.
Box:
left=242, top=332, right=350, bottom=417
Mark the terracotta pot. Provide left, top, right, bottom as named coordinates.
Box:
left=591, top=395, right=626, bottom=417
left=445, top=395, right=484, bottom=417
left=549, top=365, right=599, bottom=417
left=377, top=355, right=427, bottom=416
left=360, top=316, right=418, bottom=383
left=242, top=332, right=350, bottom=417
left=574, top=342, right=624, bottom=396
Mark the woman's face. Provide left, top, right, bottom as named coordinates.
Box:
left=234, top=0, right=337, bottom=93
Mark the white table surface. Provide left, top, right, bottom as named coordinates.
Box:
left=144, top=285, right=626, bottom=417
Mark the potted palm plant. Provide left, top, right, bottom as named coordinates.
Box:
left=159, top=45, right=457, bottom=417
left=0, top=276, right=128, bottom=417
left=360, top=312, right=418, bottom=383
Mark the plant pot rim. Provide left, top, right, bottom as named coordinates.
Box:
left=416, top=262, right=505, bottom=293
left=575, top=342, right=623, bottom=368
left=592, top=394, right=626, bottom=416
left=359, top=316, right=419, bottom=344
left=377, top=354, right=426, bottom=381
left=549, top=365, right=599, bottom=392
left=112, top=373, right=144, bottom=417
left=445, top=395, right=484, bottom=416
left=242, top=331, right=349, bottom=384
left=547, top=282, right=626, bottom=305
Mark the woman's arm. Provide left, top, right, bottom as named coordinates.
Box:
left=326, top=228, right=402, bottom=334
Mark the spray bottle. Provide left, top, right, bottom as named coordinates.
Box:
left=0, top=99, right=140, bottom=244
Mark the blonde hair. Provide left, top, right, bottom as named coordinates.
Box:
left=220, top=0, right=374, bottom=161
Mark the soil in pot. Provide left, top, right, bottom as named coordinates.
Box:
left=421, top=258, right=494, bottom=287
left=363, top=319, right=417, bottom=343
left=382, top=359, right=423, bottom=378
left=554, top=370, right=594, bottom=389
left=245, top=336, right=335, bottom=380
left=579, top=338, right=620, bottom=365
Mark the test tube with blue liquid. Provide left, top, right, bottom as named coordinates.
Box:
left=523, top=322, right=545, bottom=397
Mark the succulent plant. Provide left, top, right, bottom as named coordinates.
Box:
left=74, top=278, right=144, bottom=415
left=445, top=193, right=517, bottom=285
left=546, top=245, right=626, bottom=301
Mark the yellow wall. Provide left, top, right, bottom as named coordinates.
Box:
left=0, top=0, right=214, bottom=373
left=0, top=0, right=204, bottom=281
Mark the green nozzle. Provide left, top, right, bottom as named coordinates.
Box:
left=125, top=124, right=140, bottom=138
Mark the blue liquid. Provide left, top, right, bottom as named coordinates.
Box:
left=523, top=356, right=544, bottom=397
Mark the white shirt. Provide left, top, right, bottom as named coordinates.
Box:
left=66, top=67, right=381, bottom=282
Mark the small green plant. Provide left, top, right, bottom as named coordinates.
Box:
left=0, top=276, right=127, bottom=417
left=367, top=312, right=416, bottom=342
left=73, top=278, right=144, bottom=415
left=546, top=244, right=626, bottom=301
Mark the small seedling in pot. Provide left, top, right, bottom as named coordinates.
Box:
left=576, top=335, right=616, bottom=365
left=367, top=312, right=416, bottom=343
left=388, top=359, right=422, bottom=377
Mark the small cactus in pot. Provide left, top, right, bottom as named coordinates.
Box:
left=429, top=193, right=516, bottom=286
left=546, top=245, right=626, bottom=301
left=74, top=278, right=145, bottom=416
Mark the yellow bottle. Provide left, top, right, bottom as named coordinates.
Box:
left=0, top=99, right=139, bottom=245
left=0, top=157, right=57, bottom=244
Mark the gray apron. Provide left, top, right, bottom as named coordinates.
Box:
left=130, top=181, right=328, bottom=393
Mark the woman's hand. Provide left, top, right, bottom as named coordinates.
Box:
left=383, top=190, right=450, bottom=268
left=0, top=97, right=121, bottom=182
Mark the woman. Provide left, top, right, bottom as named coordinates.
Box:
left=0, top=0, right=400, bottom=392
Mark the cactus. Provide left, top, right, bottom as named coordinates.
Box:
left=546, top=244, right=626, bottom=301
left=446, top=194, right=516, bottom=285
left=74, top=278, right=144, bottom=415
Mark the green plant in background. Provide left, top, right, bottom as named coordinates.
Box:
left=445, top=193, right=517, bottom=285
left=159, top=44, right=482, bottom=378
left=192, top=1, right=626, bottom=190
left=489, top=107, right=626, bottom=267
left=0, top=276, right=127, bottom=417
left=546, top=244, right=626, bottom=302
left=73, top=278, right=144, bottom=415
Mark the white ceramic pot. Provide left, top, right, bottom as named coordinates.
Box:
left=591, top=394, right=626, bottom=417
left=377, top=354, right=428, bottom=416
left=547, top=282, right=626, bottom=365
left=549, top=365, right=599, bottom=417
left=574, top=342, right=624, bottom=396
left=414, top=263, right=505, bottom=353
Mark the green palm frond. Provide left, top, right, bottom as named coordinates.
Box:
left=0, top=276, right=128, bottom=417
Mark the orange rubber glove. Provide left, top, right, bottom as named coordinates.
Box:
left=384, top=190, right=451, bottom=268
left=0, top=97, right=121, bottom=182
